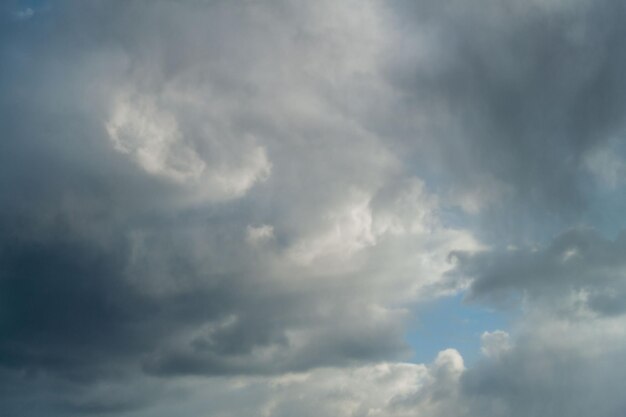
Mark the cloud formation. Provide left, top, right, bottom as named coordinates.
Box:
left=1, top=0, right=626, bottom=415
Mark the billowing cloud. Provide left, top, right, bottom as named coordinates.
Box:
left=0, top=0, right=477, bottom=412
left=2, top=0, right=626, bottom=415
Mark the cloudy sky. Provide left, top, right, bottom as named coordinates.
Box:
left=2, top=0, right=626, bottom=416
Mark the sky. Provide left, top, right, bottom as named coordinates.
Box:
left=2, top=0, right=626, bottom=416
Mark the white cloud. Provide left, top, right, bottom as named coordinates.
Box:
left=106, top=92, right=206, bottom=184
left=480, top=330, right=512, bottom=359
left=106, top=89, right=272, bottom=202
left=246, top=224, right=275, bottom=246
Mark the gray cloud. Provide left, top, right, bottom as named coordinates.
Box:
left=2, top=0, right=626, bottom=415
left=451, top=228, right=626, bottom=315
left=0, top=0, right=477, bottom=412
left=382, top=0, right=626, bottom=241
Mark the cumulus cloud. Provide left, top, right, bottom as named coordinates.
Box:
left=2, top=0, right=626, bottom=415
left=0, top=0, right=478, bottom=411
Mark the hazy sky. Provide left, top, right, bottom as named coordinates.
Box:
left=2, top=1, right=626, bottom=416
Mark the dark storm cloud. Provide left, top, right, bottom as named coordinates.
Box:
left=1, top=0, right=441, bottom=386
left=0, top=219, right=408, bottom=376
left=0, top=3, right=412, bottom=405
left=0, top=236, right=135, bottom=377
left=0, top=222, right=239, bottom=380
left=3, top=0, right=626, bottom=416
left=451, top=228, right=626, bottom=315
left=388, top=0, right=626, bottom=220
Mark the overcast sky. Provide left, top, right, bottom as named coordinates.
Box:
left=2, top=0, right=626, bottom=416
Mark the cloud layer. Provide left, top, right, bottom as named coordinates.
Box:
left=1, top=0, right=626, bottom=415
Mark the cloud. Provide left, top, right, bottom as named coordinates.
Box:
left=2, top=0, right=626, bottom=415
left=246, top=224, right=275, bottom=246
left=105, top=86, right=272, bottom=201
left=91, top=350, right=464, bottom=417
left=452, top=228, right=626, bottom=316
left=384, top=0, right=626, bottom=229
left=0, top=0, right=479, bottom=412
left=480, top=330, right=511, bottom=359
